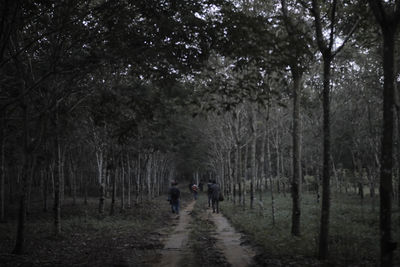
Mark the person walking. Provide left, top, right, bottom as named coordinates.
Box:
left=207, top=179, right=213, bottom=207
left=211, top=180, right=221, bottom=213
left=168, top=181, right=180, bottom=216
left=191, top=183, right=199, bottom=200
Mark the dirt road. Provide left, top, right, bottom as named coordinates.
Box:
left=157, top=201, right=255, bottom=267
left=207, top=210, right=255, bottom=267
left=156, top=201, right=196, bottom=267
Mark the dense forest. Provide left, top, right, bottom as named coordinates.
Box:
left=1, top=0, right=400, bottom=266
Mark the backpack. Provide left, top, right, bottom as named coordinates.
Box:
left=191, top=184, right=198, bottom=192
left=170, top=187, right=180, bottom=200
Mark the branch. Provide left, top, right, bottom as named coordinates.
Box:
left=332, top=17, right=360, bottom=57
left=311, top=0, right=328, bottom=52
left=367, top=0, right=386, bottom=25
left=328, top=0, right=338, bottom=50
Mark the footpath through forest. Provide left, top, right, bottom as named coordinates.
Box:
left=156, top=199, right=256, bottom=267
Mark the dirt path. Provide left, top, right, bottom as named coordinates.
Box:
left=207, top=209, right=256, bottom=267
left=156, top=201, right=196, bottom=267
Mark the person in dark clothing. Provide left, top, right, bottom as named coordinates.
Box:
left=198, top=181, right=204, bottom=192
left=207, top=180, right=213, bottom=207
left=188, top=182, right=193, bottom=193
left=211, top=180, right=220, bottom=213
left=168, top=181, right=180, bottom=215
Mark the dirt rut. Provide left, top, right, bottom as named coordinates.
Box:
left=207, top=210, right=256, bottom=267
left=156, top=201, right=195, bottom=267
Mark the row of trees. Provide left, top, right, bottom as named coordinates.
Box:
left=1, top=0, right=399, bottom=265
left=185, top=0, right=400, bottom=265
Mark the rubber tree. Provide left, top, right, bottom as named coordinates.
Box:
left=366, top=1, right=400, bottom=266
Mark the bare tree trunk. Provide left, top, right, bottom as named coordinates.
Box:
left=42, top=170, right=48, bottom=212
left=0, top=119, right=5, bottom=221
left=291, top=68, right=302, bottom=236
left=110, top=167, right=117, bottom=216
left=146, top=154, right=152, bottom=201
left=243, top=145, right=248, bottom=209
left=250, top=106, right=257, bottom=209
left=121, top=156, right=125, bottom=211
left=259, top=125, right=266, bottom=202
left=12, top=103, right=29, bottom=254
left=364, top=5, right=400, bottom=263
left=136, top=154, right=141, bottom=205
left=127, top=153, right=131, bottom=208
left=54, top=112, right=62, bottom=236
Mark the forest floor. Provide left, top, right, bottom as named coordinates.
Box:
left=1, top=190, right=396, bottom=266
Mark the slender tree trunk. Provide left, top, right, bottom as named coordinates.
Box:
left=260, top=125, right=266, bottom=202
left=319, top=56, right=332, bottom=260
left=146, top=154, right=152, bottom=201
left=250, top=105, right=257, bottom=209
left=110, top=167, right=116, bottom=216
left=0, top=119, right=5, bottom=221
left=83, top=172, right=87, bottom=205
left=378, top=25, right=397, bottom=267
left=12, top=103, right=29, bottom=254
left=136, top=154, right=141, bottom=205
left=291, top=69, right=302, bottom=236
left=243, top=145, right=248, bottom=209
left=121, top=156, right=125, bottom=211
left=127, top=153, right=131, bottom=208
left=54, top=113, right=62, bottom=236
left=42, top=170, right=48, bottom=212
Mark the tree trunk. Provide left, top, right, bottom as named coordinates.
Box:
left=243, top=145, right=248, bottom=208
left=0, top=119, right=5, bottom=221
left=250, top=106, right=257, bottom=209
left=127, top=153, right=131, bottom=208
left=12, top=103, right=29, bottom=254
left=146, top=154, right=152, bottom=201
left=291, top=68, right=302, bottom=236
left=378, top=25, right=397, bottom=267
left=54, top=114, right=62, bottom=236
left=110, top=167, right=116, bottom=216
left=319, top=56, right=332, bottom=260
left=259, top=126, right=266, bottom=202
left=121, top=156, right=125, bottom=211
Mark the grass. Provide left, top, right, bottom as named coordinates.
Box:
left=221, top=191, right=396, bottom=266
left=0, top=192, right=193, bottom=266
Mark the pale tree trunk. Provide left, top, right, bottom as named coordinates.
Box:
left=146, top=154, right=152, bottom=201
left=121, top=156, right=125, bottom=211
left=136, top=154, right=141, bottom=205
left=275, top=129, right=280, bottom=194
left=235, top=144, right=240, bottom=205
left=110, top=166, right=117, bottom=216
left=250, top=105, right=257, bottom=209
left=259, top=125, right=266, bottom=202
left=243, top=145, right=248, bottom=209
left=98, top=152, right=106, bottom=214
left=127, top=153, right=131, bottom=208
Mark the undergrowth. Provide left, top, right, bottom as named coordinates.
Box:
left=222, top=192, right=399, bottom=266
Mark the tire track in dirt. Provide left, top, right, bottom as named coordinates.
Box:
left=156, top=201, right=196, bottom=267
left=207, top=209, right=256, bottom=267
